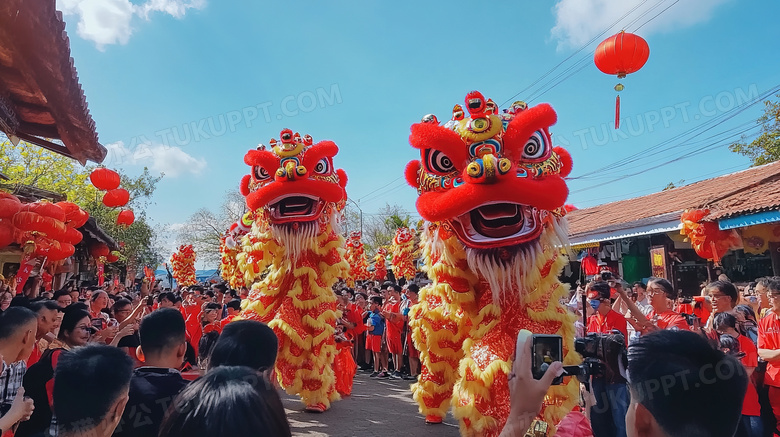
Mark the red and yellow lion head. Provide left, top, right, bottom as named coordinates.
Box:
left=239, top=129, right=348, bottom=225
left=405, top=91, right=572, bottom=250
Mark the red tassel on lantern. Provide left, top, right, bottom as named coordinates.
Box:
left=615, top=95, right=621, bottom=129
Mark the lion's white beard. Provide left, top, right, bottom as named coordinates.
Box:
left=464, top=218, right=570, bottom=303
left=269, top=209, right=342, bottom=261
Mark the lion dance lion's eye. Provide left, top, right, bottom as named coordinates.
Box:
left=314, top=158, right=331, bottom=175
left=254, top=166, right=271, bottom=181
left=425, top=150, right=456, bottom=174
left=522, top=131, right=550, bottom=161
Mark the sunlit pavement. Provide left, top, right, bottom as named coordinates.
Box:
left=281, top=371, right=461, bottom=436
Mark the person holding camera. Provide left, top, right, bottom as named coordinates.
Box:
left=587, top=282, right=627, bottom=338
left=617, top=278, right=688, bottom=335
left=586, top=281, right=629, bottom=437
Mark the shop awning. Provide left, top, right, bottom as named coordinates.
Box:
left=569, top=211, right=683, bottom=246
left=718, top=209, right=780, bottom=230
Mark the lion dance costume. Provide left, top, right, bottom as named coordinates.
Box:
left=345, top=231, right=369, bottom=285
left=219, top=212, right=253, bottom=289
left=373, top=247, right=388, bottom=282
left=405, top=92, right=578, bottom=436
left=237, top=129, right=349, bottom=412
left=391, top=226, right=417, bottom=281
left=170, top=245, right=196, bottom=287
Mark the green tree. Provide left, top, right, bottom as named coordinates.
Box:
left=177, top=190, right=245, bottom=265
left=0, top=138, right=164, bottom=270
left=730, top=94, right=780, bottom=166
left=362, top=204, right=412, bottom=255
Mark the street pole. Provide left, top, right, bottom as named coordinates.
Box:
left=347, top=198, right=363, bottom=235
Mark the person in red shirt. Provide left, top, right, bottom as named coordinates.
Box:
left=382, top=285, right=404, bottom=379
left=617, top=278, right=689, bottom=335
left=587, top=281, right=627, bottom=337
left=758, top=279, right=780, bottom=432
left=201, top=303, right=222, bottom=335
left=220, top=299, right=241, bottom=330
left=715, top=311, right=762, bottom=436
left=586, top=280, right=629, bottom=437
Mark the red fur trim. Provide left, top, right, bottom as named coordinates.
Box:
left=503, top=104, right=557, bottom=162
left=337, top=169, right=348, bottom=189
left=244, top=149, right=281, bottom=174
left=301, top=141, right=338, bottom=170
left=409, top=123, right=470, bottom=170
left=239, top=174, right=251, bottom=196
left=555, top=146, right=573, bottom=178
left=405, top=161, right=421, bottom=188
left=416, top=176, right=568, bottom=222
left=245, top=180, right=346, bottom=212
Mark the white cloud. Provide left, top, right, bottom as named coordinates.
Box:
left=57, top=0, right=135, bottom=49
left=105, top=141, right=207, bottom=177
left=56, top=0, right=206, bottom=50
left=136, top=0, right=206, bottom=20
left=551, top=0, right=732, bottom=49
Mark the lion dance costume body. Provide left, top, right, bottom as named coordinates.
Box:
left=404, top=92, right=578, bottom=436
left=237, top=129, right=349, bottom=412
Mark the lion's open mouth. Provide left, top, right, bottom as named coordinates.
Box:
left=449, top=203, right=542, bottom=249
left=268, top=195, right=324, bottom=223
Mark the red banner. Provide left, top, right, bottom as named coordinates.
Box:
left=15, top=254, right=37, bottom=294
left=97, top=262, right=105, bottom=287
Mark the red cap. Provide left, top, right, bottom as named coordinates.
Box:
left=587, top=290, right=601, bottom=300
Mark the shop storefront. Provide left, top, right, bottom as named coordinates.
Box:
left=567, top=161, right=780, bottom=295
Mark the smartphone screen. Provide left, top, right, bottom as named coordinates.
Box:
left=531, top=334, right=563, bottom=384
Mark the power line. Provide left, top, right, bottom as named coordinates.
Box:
left=570, top=84, right=780, bottom=181
left=500, top=0, right=652, bottom=107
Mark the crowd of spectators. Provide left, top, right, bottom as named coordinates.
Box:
left=332, top=279, right=421, bottom=380
left=561, top=271, right=780, bottom=437
left=0, top=277, right=288, bottom=437
left=2, top=269, right=779, bottom=437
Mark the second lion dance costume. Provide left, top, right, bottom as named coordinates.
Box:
left=405, top=92, right=578, bottom=436
left=236, top=129, right=349, bottom=412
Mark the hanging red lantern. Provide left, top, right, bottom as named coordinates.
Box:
left=0, top=192, right=22, bottom=219
left=90, top=168, right=121, bottom=191
left=103, top=189, right=130, bottom=208
left=594, top=31, right=650, bottom=129
left=62, top=227, right=84, bottom=245
left=117, top=210, right=135, bottom=227
left=46, top=242, right=75, bottom=262
left=0, top=218, right=15, bottom=248
left=89, top=243, right=111, bottom=259
left=13, top=212, right=67, bottom=240
left=56, top=201, right=90, bottom=228
left=21, top=201, right=66, bottom=223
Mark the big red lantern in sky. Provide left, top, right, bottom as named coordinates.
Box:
left=103, top=188, right=130, bottom=208
left=90, top=168, right=121, bottom=191
left=594, top=31, right=649, bottom=129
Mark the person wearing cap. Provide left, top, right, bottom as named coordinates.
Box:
left=586, top=281, right=627, bottom=337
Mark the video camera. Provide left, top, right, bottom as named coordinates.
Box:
left=563, top=332, right=627, bottom=384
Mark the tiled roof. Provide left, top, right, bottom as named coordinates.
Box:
left=566, top=160, right=780, bottom=238
left=0, top=0, right=106, bottom=164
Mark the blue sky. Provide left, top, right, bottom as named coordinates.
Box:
left=56, top=0, right=780, bottom=261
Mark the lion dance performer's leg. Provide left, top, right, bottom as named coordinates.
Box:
left=241, top=226, right=347, bottom=411
left=453, top=246, right=580, bottom=437
left=410, top=228, right=477, bottom=423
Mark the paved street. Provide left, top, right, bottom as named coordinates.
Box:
left=281, top=371, right=461, bottom=436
